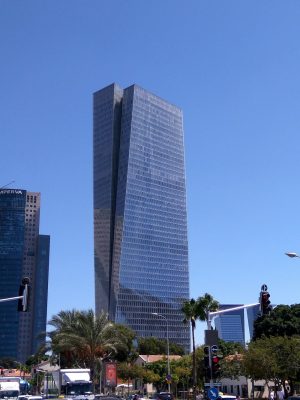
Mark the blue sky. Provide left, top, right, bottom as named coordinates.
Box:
left=1, top=1, right=300, bottom=345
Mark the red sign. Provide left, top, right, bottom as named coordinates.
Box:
left=105, top=363, right=117, bottom=387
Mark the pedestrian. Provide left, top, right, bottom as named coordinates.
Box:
left=277, top=387, right=284, bottom=400
left=270, top=389, right=275, bottom=400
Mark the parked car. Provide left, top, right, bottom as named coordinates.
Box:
left=156, top=393, right=173, bottom=400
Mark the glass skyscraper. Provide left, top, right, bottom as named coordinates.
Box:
left=247, top=304, right=260, bottom=340
left=93, top=84, right=190, bottom=352
left=0, top=189, right=50, bottom=362
left=214, top=304, right=245, bottom=346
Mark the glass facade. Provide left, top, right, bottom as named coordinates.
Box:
left=32, top=234, right=50, bottom=352
left=94, top=84, right=190, bottom=352
left=0, top=189, right=49, bottom=361
left=0, top=189, right=26, bottom=359
left=214, top=304, right=245, bottom=346
left=247, top=304, right=260, bottom=340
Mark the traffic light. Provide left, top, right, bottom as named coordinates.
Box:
left=203, top=346, right=211, bottom=380
left=17, top=277, right=30, bottom=312
left=211, top=345, right=221, bottom=379
left=260, top=290, right=272, bottom=316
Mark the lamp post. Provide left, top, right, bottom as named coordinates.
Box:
left=285, top=252, right=300, bottom=258
left=151, top=312, right=171, bottom=392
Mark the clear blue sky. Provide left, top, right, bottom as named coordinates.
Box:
left=1, top=1, right=300, bottom=346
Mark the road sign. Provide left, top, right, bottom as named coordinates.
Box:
left=166, top=374, right=172, bottom=383
left=211, top=345, right=218, bottom=353
left=207, top=387, right=219, bottom=400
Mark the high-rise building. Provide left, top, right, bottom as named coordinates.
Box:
left=247, top=304, right=260, bottom=340
left=214, top=304, right=245, bottom=346
left=93, top=83, right=190, bottom=352
left=0, top=189, right=50, bottom=362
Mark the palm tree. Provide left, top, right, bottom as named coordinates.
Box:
left=197, top=293, right=219, bottom=323
left=182, top=294, right=219, bottom=398
left=48, top=309, right=124, bottom=385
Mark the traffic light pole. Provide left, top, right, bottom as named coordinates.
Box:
left=0, top=295, right=24, bottom=303
left=207, top=303, right=260, bottom=330
left=0, top=278, right=30, bottom=311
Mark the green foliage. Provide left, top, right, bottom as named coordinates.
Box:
left=217, top=339, right=245, bottom=357
left=118, top=363, right=145, bottom=381
left=145, top=356, right=192, bottom=391
left=0, top=358, right=17, bottom=368
left=113, top=324, right=138, bottom=362
left=137, top=337, right=184, bottom=356
left=254, top=304, right=300, bottom=339
left=243, top=336, right=300, bottom=395
left=220, top=354, right=245, bottom=380
left=47, top=309, right=126, bottom=384
left=182, top=294, right=219, bottom=397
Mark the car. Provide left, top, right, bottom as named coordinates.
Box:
left=17, top=396, right=43, bottom=400
left=156, top=393, right=173, bottom=400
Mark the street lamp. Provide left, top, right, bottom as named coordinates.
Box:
left=285, top=252, right=300, bottom=258
left=151, top=312, right=171, bottom=392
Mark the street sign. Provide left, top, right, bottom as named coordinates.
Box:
left=207, top=387, right=219, bottom=400
left=211, top=345, right=218, bottom=353
left=166, top=374, right=172, bottom=383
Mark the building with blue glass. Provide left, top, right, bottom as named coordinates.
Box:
left=214, top=304, right=245, bottom=346
left=93, top=84, right=190, bottom=352
left=247, top=304, right=260, bottom=340
left=0, top=189, right=50, bottom=362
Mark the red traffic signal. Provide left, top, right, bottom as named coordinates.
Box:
left=260, top=290, right=271, bottom=315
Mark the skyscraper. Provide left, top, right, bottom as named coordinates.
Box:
left=0, top=189, right=50, bottom=362
left=214, top=304, right=245, bottom=346
left=247, top=304, right=260, bottom=340
left=93, top=84, right=190, bottom=351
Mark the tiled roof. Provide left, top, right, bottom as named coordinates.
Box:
left=139, top=355, right=182, bottom=363
left=0, top=369, right=31, bottom=379
left=224, top=354, right=244, bottom=362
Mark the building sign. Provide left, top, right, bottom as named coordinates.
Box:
left=0, top=189, right=24, bottom=195
left=104, top=363, right=117, bottom=387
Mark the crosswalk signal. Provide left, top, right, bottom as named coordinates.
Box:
left=259, top=284, right=272, bottom=316
left=17, top=277, right=30, bottom=312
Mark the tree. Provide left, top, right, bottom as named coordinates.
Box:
left=0, top=358, right=17, bottom=369
left=48, top=309, right=125, bottom=385
left=113, top=324, right=137, bottom=362
left=243, top=336, right=300, bottom=396
left=182, top=294, right=219, bottom=398
left=220, top=353, right=245, bottom=380
left=254, top=304, right=300, bottom=339
left=217, top=339, right=245, bottom=357
left=138, top=337, right=185, bottom=356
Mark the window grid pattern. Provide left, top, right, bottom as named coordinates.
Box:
left=94, top=84, right=190, bottom=352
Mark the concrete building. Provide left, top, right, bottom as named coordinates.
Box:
left=93, top=83, right=190, bottom=352
left=0, top=189, right=50, bottom=362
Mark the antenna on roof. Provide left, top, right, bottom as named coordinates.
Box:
left=0, top=180, right=15, bottom=189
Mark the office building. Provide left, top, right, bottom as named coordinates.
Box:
left=93, top=83, right=190, bottom=351
left=247, top=304, right=260, bottom=340
left=214, top=304, right=245, bottom=346
left=0, top=189, right=50, bottom=362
